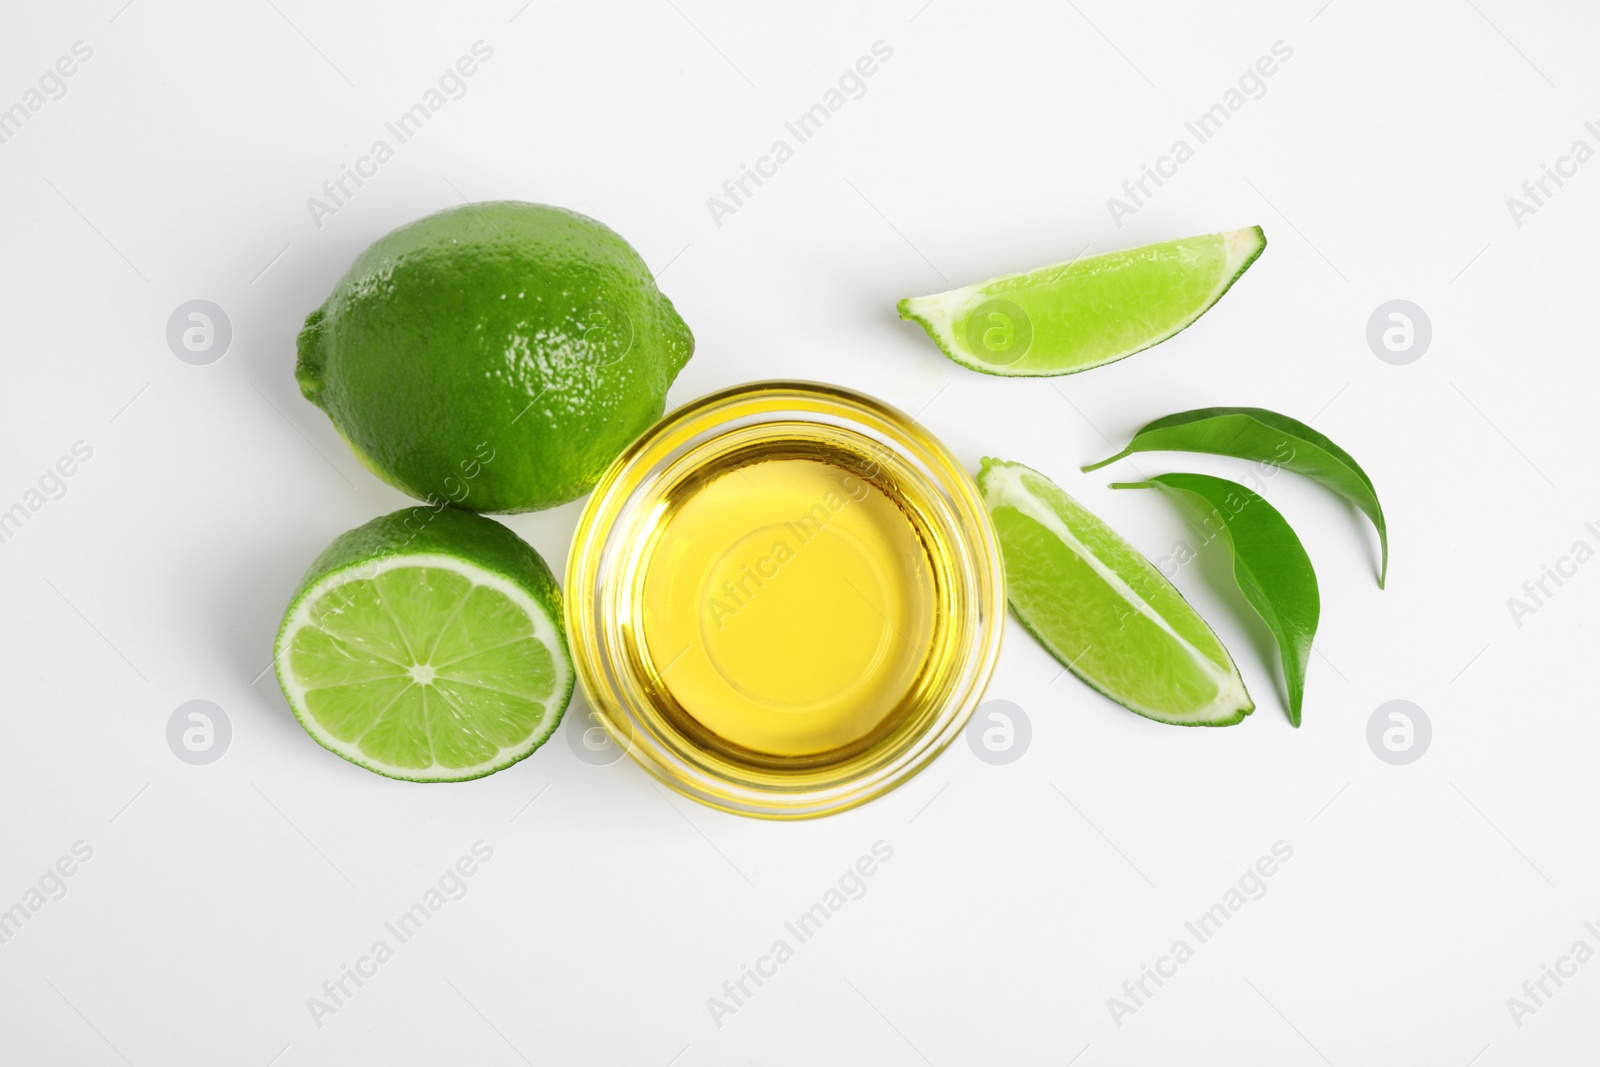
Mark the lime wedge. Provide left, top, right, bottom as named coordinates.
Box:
left=977, top=458, right=1252, bottom=726
left=898, top=227, right=1265, bottom=377
left=274, top=507, right=573, bottom=781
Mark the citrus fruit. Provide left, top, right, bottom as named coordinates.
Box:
left=296, top=201, right=694, bottom=512
left=898, top=227, right=1265, bottom=376
left=274, top=506, right=573, bottom=780
left=977, top=458, right=1252, bottom=726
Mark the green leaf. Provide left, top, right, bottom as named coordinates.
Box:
left=1112, top=473, right=1319, bottom=727
left=1084, top=406, right=1388, bottom=587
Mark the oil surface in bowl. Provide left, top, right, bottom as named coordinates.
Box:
left=565, top=381, right=1006, bottom=818
left=638, top=452, right=937, bottom=759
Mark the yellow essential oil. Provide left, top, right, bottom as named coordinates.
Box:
left=639, top=453, right=938, bottom=760
left=566, top=382, right=1005, bottom=818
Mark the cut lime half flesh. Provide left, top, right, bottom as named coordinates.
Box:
left=898, top=227, right=1265, bottom=377
left=274, top=508, right=573, bottom=781
left=977, top=458, right=1252, bottom=726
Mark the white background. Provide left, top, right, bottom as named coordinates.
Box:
left=2, top=0, right=1596, bottom=1063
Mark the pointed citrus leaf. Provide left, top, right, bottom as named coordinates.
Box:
left=1113, top=472, right=1319, bottom=727
left=1086, top=406, right=1387, bottom=587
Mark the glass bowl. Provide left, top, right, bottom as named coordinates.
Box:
left=564, top=381, right=1005, bottom=818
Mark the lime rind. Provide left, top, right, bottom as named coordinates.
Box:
left=1004, top=610, right=1251, bottom=729
left=977, top=458, right=1252, bottom=726
left=295, top=201, right=695, bottom=514
left=898, top=226, right=1266, bottom=378
left=275, top=546, right=573, bottom=783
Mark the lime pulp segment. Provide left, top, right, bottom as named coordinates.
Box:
left=977, top=459, right=1252, bottom=726
left=276, top=554, right=569, bottom=781
left=898, top=227, right=1265, bottom=377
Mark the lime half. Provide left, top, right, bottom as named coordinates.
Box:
left=274, top=507, right=573, bottom=781
left=977, top=458, right=1252, bottom=726
left=898, top=227, right=1265, bottom=377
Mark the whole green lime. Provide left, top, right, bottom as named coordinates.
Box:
left=296, top=201, right=694, bottom=512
